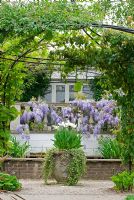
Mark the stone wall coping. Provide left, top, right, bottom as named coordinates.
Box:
left=4, top=158, right=122, bottom=162
left=86, top=159, right=122, bottom=162
left=4, top=158, right=44, bottom=161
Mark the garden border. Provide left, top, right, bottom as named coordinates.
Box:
left=2, top=158, right=132, bottom=180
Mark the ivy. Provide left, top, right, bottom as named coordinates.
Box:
left=43, top=148, right=86, bottom=186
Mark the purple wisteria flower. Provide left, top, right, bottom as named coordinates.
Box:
left=81, top=125, right=88, bottom=134
left=39, top=104, right=49, bottom=115
left=93, top=124, right=101, bottom=135
left=17, top=99, right=120, bottom=139
left=62, top=107, right=72, bottom=118
left=113, top=116, right=119, bottom=126
left=16, top=124, right=30, bottom=140
left=20, top=111, right=28, bottom=124
left=27, top=111, right=34, bottom=121
left=82, top=116, right=88, bottom=124
left=51, top=109, right=62, bottom=124
left=33, top=108, right=44, bottom=123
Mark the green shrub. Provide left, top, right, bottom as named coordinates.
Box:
left=9, top=137, right=30, bottom=157
left=53, top=128, right=82, bottom=150
left=125, top=195, right=134, bottom=200
left=0, top=173, right=22, bottom=191
left=112, top=171, right=134, bottom=191
left=0, top=130, right=11, bottom=157
left=98, top=136, right=121, bottom=159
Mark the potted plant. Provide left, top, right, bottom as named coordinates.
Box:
left=43, top=123, right=86, bottom=186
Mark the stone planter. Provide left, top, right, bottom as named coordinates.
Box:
left=52, top=151, right=72, bottom=183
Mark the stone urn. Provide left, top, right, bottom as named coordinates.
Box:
left=52, top=151, right=72, bottom=183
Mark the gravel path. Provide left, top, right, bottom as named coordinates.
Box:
left=0, top=180, right=133, bottom=200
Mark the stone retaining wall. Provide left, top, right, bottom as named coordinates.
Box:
left=2, top=158, right=130, bottom=180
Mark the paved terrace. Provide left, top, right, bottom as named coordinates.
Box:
left=0, top=180, right=133, bottom=200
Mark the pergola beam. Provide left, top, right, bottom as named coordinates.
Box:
left=90, top=23, right=134, bottom=34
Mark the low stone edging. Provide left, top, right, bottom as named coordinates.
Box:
left=2, top=158, right=129, bottom=180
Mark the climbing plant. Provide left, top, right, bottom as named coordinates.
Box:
left=96, top=32, right=134, bottom=171
left=49, top=30, right=134, bottom=171
left=20, top=65, right=51, bottom=102
left=0, top=0, right=134, bottom=161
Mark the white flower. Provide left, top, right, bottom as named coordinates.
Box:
left=58, top=121, right=77, bottom=129
left=58, top=122, right=67, bottom=127
left=52, top=125, right=59, bottom=130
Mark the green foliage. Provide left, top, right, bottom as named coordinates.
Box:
left=0, top=173, right=21, bottom=191
left=112, top=171, right=134, bottom=192
left=0, top=61, right=26, bottom=106
left=97, top=32, right=134, bottom=96
left=50, top=30, right=134, bottom=169
left=0, top=0, right=134, bottom=170
left=67, top=149, right=86, bottom=185
left=96, top=32, right=134, bottom=171
left=98, top=137, right=121, bottom=159
left=43, top=148, right=86, bottom=186
left=0, top=105, right=19, bottom=157
left=90, top=76, right=107, bottom=101
left=43, top=148, right=55, bottom=184
left=116, top=105, right=134, bottom=169
left=0, top=1, right=106, bottom=38
left=29, top=121, right=45, bottom=132
left=74, top=81, right=82, bottom=92
left=9, top=137, right=30, bottom=158
left=0, top=130, right=11, bottom=157
left=0, top=105, right=19, bottom=123
left=125, top=195, right=134, bottom=200
left=53, top=128, right=82, bottom=150
left=21, top=66, right=50, bottom=102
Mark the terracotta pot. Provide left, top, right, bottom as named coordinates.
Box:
left=52, top=151, right=72, bottom=183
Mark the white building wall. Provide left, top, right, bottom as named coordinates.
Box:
left=13, top=133, right=104, bottom=157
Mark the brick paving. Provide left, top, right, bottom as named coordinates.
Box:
left=0, top=180, right=133, bottom=200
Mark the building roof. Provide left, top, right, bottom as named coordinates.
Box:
left=51, top=70, right=101, bottom=83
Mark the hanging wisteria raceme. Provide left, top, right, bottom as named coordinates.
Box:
left=70, top=99, right=119, bottom=135
left=18, top=101, right=50, bottom=139
left=50, top=108, right=62, bottom=124
left=62, top=107, right=72, bottom=118
left=16, top=124, right=30, bottom=141
left=17, top=99, right=119, bottom=140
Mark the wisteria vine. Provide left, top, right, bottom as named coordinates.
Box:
left=16, top=99, right=119, bottom=140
